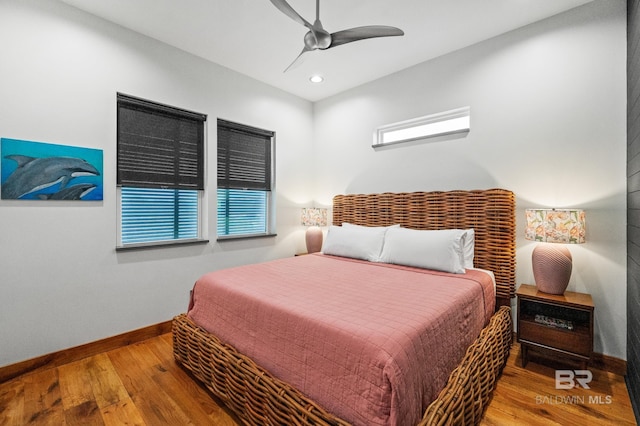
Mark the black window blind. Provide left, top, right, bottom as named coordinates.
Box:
left=217, top=119, right=273, bottom=191
left=117, top=93, right=205, bottom=190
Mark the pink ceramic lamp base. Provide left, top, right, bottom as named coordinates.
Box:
left=532, top=243, right=572, bottom=295
left=305, top=226, right=323, bottom=253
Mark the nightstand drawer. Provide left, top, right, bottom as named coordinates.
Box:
left=519, top=320, right=592, bottom=356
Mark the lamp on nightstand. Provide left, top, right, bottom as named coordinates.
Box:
left=525, top=208, right=586, bottom=295
left=301, top=207, right=328, bottom=253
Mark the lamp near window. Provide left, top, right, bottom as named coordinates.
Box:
left=525, top=209, right=586, bottom=295
left=301, top=207, right=328, bottom=253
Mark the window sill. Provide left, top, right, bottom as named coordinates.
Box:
left=217, top=233, right=277, bottom=241
left=116, top=238, right=209, bottom=251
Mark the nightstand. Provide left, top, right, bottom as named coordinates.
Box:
left=516, top=284, right=594, bottom=369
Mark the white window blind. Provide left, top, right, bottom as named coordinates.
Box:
left=121, top=187, right=199, bottom=244
left=217, top=189, right=267, bottom=236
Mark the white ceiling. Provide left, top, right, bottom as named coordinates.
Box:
left=59, top=0, right=593, bottom=102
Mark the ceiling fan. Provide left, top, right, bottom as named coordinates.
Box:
left=269, top=0, right=405, bottom=72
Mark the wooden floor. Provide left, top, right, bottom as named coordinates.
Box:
left=482, top=349, right=636, bottom=425
left=0, top=334, right=636, bottom=426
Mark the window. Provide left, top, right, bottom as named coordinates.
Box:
left=217, top=119, right=275, bottom=239
left=373, top=106, right=470, bottom=148
left=116, top=93, right=206, bottom=248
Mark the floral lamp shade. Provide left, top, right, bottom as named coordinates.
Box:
left=301, top=208, right=328, bottom=253
left=525, top=209, right=586, bottom=244
left=301, top=207, right=328, bottom=227
left=525, top=209, right=586, bottom=295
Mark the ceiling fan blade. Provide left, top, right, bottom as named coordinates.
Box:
left=269, top=0, right=313, bottom=30
left=329, top=26, right=404, bottom=48
left=284, top=46, right=312, bottom=73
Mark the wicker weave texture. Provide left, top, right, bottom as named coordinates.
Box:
left=332, top=189, right=516, bottom=299
left=419, top=306, right=513, bottom=426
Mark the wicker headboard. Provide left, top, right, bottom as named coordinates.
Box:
left=332, top=189, right=516, bottom=301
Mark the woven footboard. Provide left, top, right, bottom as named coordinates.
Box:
left=173, top=306, right=512, bottom=426
left=420, top=306, right=513, bottom=425
left=172, top=313, right=350, bottom=426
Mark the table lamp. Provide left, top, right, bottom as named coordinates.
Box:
left=525, top=209, right=586, bottom=294
left=301, top=207, right=328, bottom=253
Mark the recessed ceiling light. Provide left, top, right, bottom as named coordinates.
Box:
left=309, top=75, right=324, bottom=83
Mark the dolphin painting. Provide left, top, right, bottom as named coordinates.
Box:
left=37, top=183, right=97, bottom=200
left=1, top=155, right=100, bottom=199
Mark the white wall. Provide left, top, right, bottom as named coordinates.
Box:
left=0, top=0, right=314, bottom=367
left=313, top=0, right=627, bottom=359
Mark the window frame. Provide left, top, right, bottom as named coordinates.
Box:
left=116, top=93, right=208, bottom=250
left=216, top=118, right=276, bottom=240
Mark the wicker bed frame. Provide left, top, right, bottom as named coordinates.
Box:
left=173, top=189, right=516, bottom=425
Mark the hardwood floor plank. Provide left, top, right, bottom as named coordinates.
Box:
left=86, top=353, right=130, bottom=410
left=0, top=378, right=25, bottom=426
left=58, top=357, right=96, bottom=410
left=100, top=397, right=145, bottom=426
left=108, top=343, right=194, bottom=425
left=21, top=368, right=65, bottom=425
left=64, top=400, right=104, bottom=426
left=58, top=357, right=107, bottom=425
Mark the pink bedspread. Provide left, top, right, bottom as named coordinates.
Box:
left=187, top=254, right=495, bottom=426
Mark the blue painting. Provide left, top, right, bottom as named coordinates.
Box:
left=1, top=138, right=103, bottom=201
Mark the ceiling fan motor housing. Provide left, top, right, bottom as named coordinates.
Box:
left=305, top=29, right=331, bottom=50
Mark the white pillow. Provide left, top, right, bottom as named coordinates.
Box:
left=461, top=229, right=475, bottom=268
left=379, top=227, right=467, bottom=274
left=343, top=224, right=473, bottom=266
left=322, top=225, right=389, bottom=262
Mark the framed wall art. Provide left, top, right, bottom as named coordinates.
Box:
left=1, top=138, right=103, bottom=201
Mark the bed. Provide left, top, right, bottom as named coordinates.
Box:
left=173, top=189, right=516, bottom=425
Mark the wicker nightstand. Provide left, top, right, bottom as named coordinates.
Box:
left=516, top=284, right=594, bottom=369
